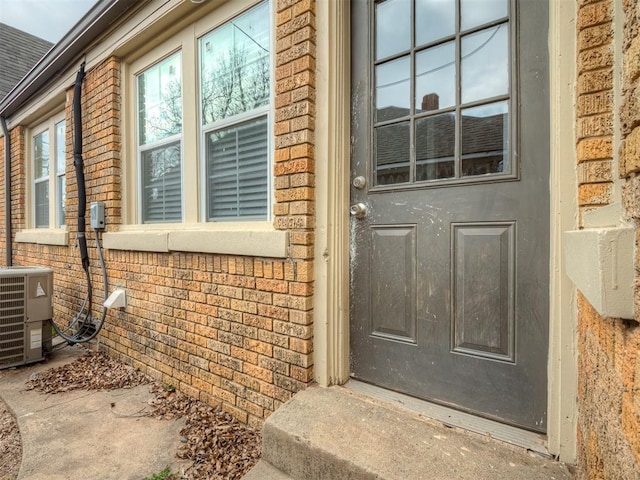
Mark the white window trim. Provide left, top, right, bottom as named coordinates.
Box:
left=17, top=111, right=68, bottom=246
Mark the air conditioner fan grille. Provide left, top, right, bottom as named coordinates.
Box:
left=0, top=275, right=25, bottom=366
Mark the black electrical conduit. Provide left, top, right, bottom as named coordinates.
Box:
left=1, top=116, right=11, bottom=267
left=51, top=62, right=108, bottom=344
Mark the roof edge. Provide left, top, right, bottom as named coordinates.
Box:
left=0, top=0, right=138, bottom=120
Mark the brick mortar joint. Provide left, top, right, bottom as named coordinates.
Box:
left=577, top=42, right=614, bottom=53
left=577, top=111, right=614, bottom=119
left=579, top=180, right=613, bottom=186
left=576, top=85, right=613, bottom=94
left=577, top=62, right=614, bottom=73
left=576, top=135, right=613, bottom=141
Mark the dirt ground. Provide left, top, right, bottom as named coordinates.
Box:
left=0, top=396, right=21, bottom=480
left=0, top=349, right=261, bottom=480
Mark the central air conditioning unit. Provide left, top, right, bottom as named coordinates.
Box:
left=0, top=267, right=53, bottom=369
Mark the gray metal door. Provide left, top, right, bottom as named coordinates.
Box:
left=350, top=0, right=549, bottom=432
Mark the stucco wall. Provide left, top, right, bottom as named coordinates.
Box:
left=575, top=0, right=640, bottom=476
left=2, top=0, right=317, bottom=429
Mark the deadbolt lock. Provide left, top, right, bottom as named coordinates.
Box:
left=352, top=176, right=366, bottom=189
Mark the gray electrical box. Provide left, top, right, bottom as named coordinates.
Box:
left=90, top=201, right=105, bottom=229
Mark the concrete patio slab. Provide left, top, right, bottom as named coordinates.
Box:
left=0, top=345, right=188, bottom=480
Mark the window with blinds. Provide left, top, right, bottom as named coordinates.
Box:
left=55, top=120, right=66, bottom=227
left=137, top=52, right=183, bottom=223
left=200, top=0, right=271, bottom=221
left=206, top=116, right=268, bottom=220
left=33, top=130, right=49, bottom=228
left=130, top=1, right=271, bottom=225
left=29, top=113, right=66, bottom=229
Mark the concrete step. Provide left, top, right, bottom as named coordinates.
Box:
left=242, top=461, right=294, bottom=480
left=258, top=386, right=573, bottom=480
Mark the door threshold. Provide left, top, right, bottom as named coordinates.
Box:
left=344, top=380, right=550, bottom=457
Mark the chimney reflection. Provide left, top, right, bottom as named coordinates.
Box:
left=421, top=93, right=440, bottom=112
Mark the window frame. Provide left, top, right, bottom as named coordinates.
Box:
left=28, top=111, right=66, bottom=230
left=135, top=49, right=185, bottom=224
left=125, top=0, right=274, bottom=228
left=197, top=1, right=273, bottom=222
left=32, top=127, right=50, bottom=228
left=55, top=119, right=66, bottom=227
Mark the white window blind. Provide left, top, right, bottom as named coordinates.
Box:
left=141, top=140, right=182, bottom=222
left=206, top=115, right=268, bottom=220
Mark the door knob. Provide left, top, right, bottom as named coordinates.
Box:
left=350, top=203, right=367, bottom=219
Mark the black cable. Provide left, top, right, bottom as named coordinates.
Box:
left=74, top=63, right=90, bottom=275
left=51, top=63, right=108, bottom=345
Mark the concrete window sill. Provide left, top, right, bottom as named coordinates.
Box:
left=564, top=227, right=635, bottom=320
left=15, top=229, right=69, bottom=246
left=103, top=223, right=289, bottom=258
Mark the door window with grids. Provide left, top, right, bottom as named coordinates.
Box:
left=373, top=0, right=512, bottom=186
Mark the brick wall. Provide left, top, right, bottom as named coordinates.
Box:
left=0, top=134, right=4, bottom=264
left=3, top=126, right=27, bottom=265
left=0, top=125, right=26, bottom=273
left=621, top=0, right=640, bottom=224
left=576, top=0, right=640, bottom=477
left=576, top=294, right=639, bottom=478
left=6, top=0, right=317, bottom=429
left=618, top=0, right=640, bottom=469
left=576, top=0, right=614, bottom=213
